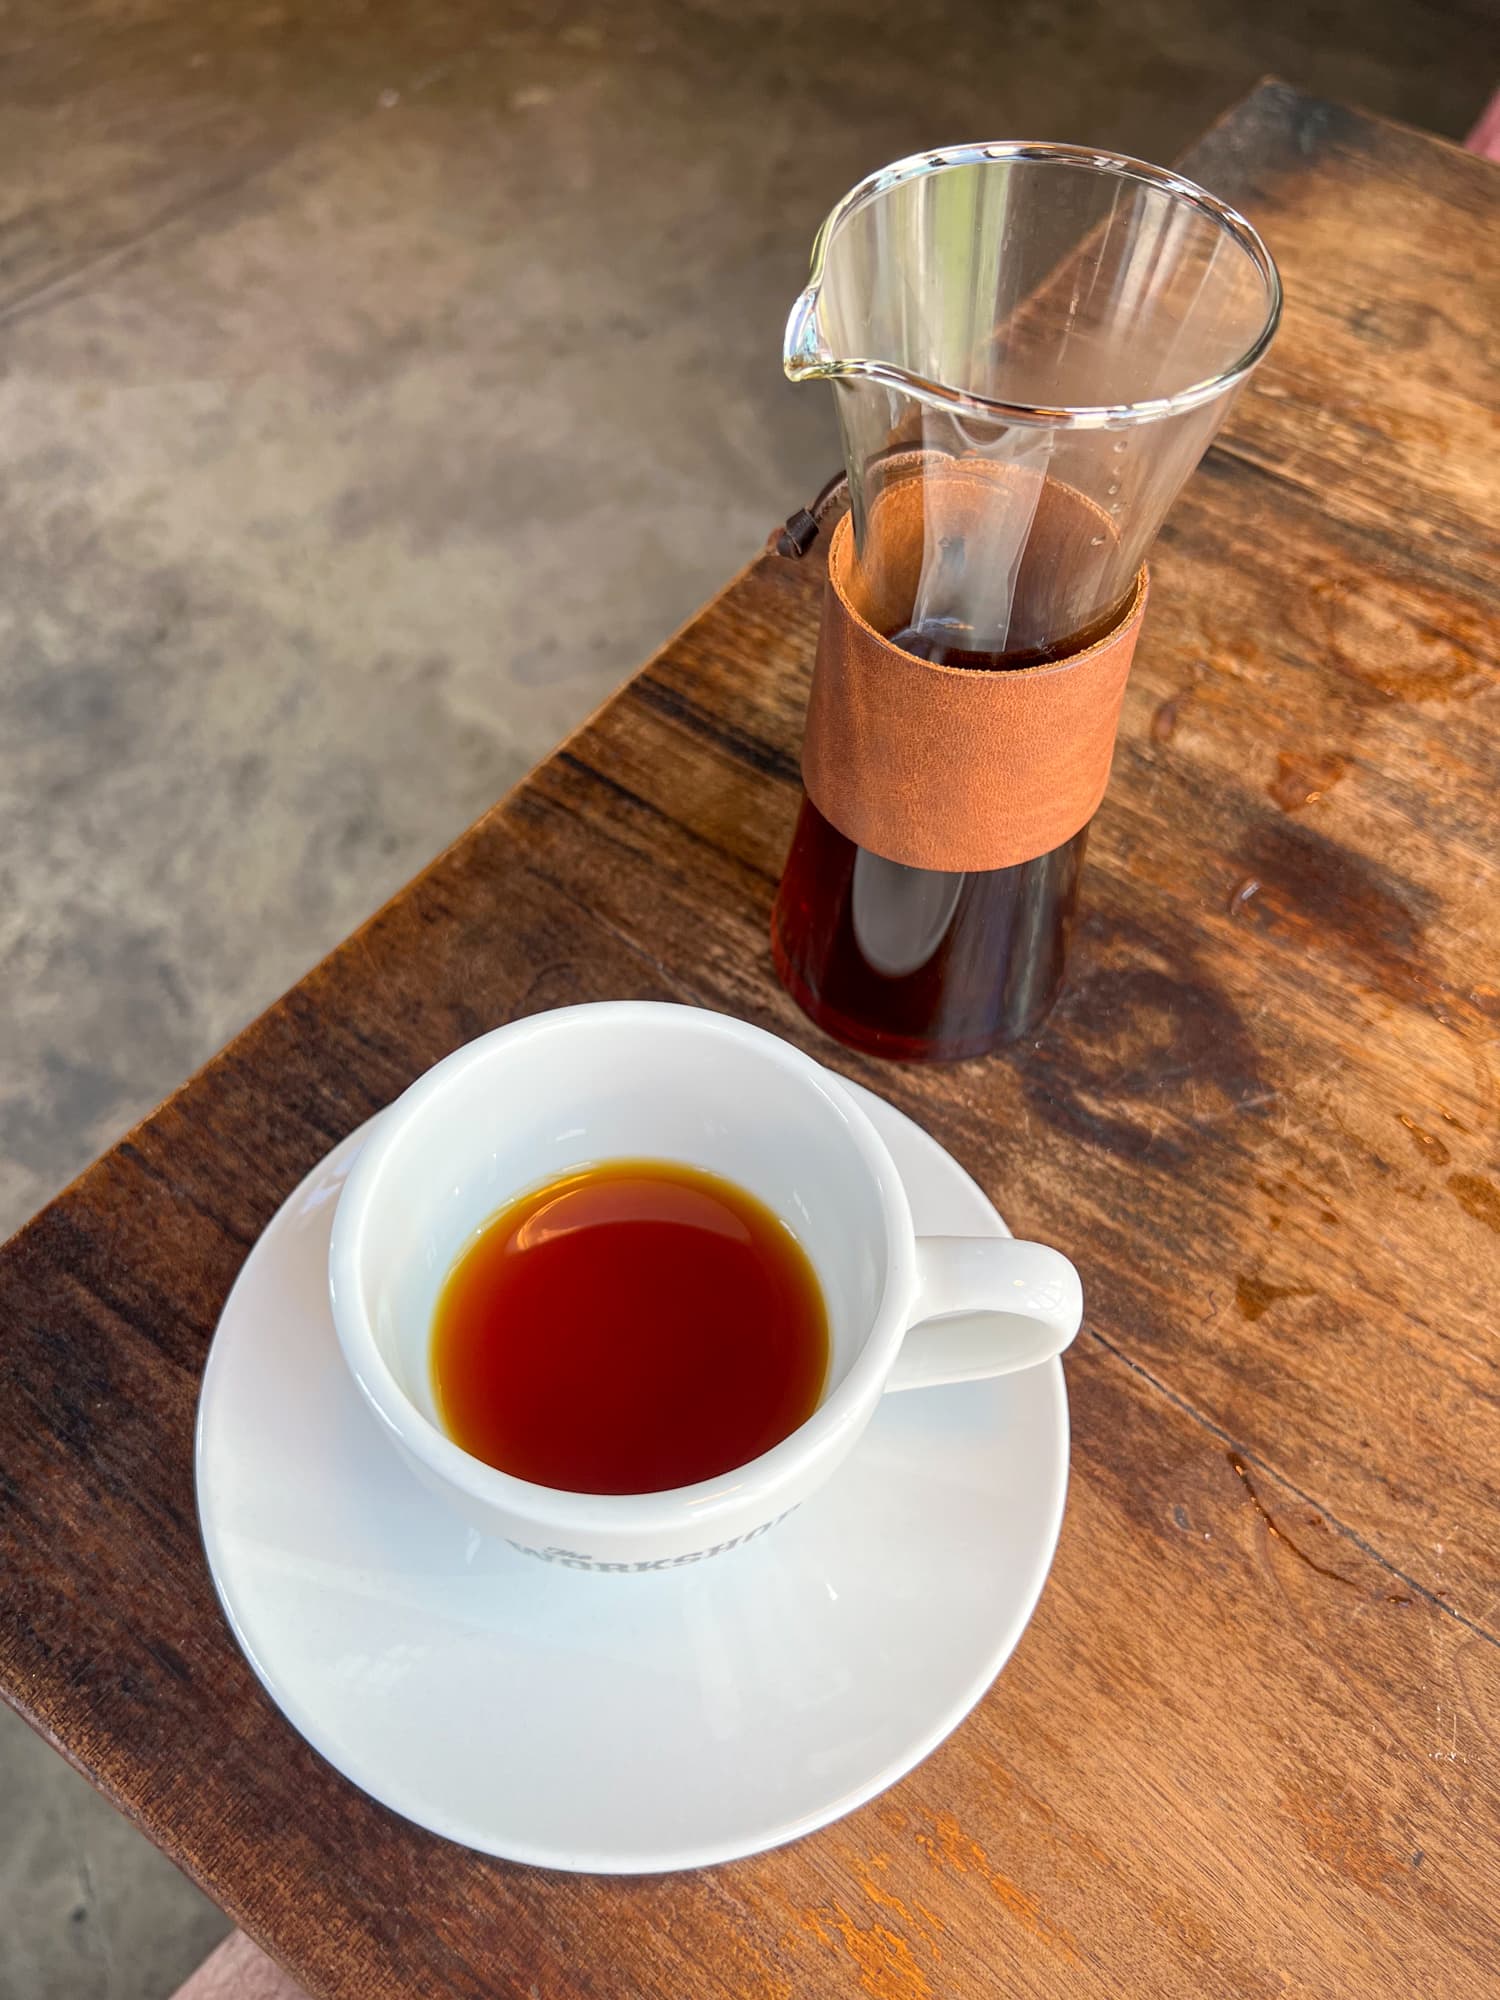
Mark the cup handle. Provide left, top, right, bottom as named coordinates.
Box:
left=884, top=1237, right=1082, bottom=1392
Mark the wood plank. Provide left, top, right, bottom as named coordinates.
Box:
left=567, top=85, right=1500, bottom=1636
left=2, top=81, right=1498, bottom=2000
left=5, top=1097, right=1497, bottom=1997
left=515, top=439, right=1500, bottom=1635
left=1185, top=81, right=1500, bottom=584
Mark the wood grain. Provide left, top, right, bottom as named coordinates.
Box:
left=2, top=83, right=1498, bottom=1999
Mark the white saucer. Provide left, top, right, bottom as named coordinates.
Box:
left=196, top=1082, right=1069, bottom=1873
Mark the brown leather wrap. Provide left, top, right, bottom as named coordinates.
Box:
left=801, top=478, right=1149, bottom=873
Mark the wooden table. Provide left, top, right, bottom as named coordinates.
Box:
left=2, top=81, right=1497, bottom=1999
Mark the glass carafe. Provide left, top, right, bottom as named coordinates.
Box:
left=772, top=143, right=1281, bottom=1061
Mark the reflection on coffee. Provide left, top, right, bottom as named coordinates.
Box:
left=430, top=1160, right=828, bottom=1495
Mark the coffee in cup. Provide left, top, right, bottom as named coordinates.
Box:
left=431, top=1158, right=829, bottom=1495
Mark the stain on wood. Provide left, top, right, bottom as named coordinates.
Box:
left=1268, top=749, right=1347, bottom=811
left=1226, top=1450, right=1359, bottom=1586
left=1447, top=1173, right=1500, bottom=1235
left=1149, top=693, right=1184, bottom=742
left=1233, top=1274, right=1315, bottom=1321
left=1, top=81, right=1498, bottom=2000
left=1397, top=1113, right=1452, bottom=1166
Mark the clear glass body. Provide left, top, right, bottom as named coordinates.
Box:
left=772, top=143, right=1281, bottom=1061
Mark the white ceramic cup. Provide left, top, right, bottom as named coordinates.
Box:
left=329, top=1002, right=1081, bottom=1572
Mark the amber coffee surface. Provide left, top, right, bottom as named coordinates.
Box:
left=431, top=1160, right=829, bottom=1494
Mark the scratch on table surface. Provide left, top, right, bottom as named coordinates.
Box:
left=1148, top=1889, right=1288, bottom=1997
left=915, top=1811, right=1081, bottom=1964
left=1191, top=1049, right=1348, bottom=1142
left=1138, top=1105, right=1170, bottom=1161
left=796, top=1904, right=933, bottom=2000
left=1227, top=1451, right=1358, bottom=1584
left=705, top=1921, right=794, bottom=2000
left=1089, top=1329, right=1500, bottom=1651
left=1322, top=1105, right=1364, bottom=1195
left=1429, top=1702, right=1466, bottom=1765
left=851, top=1851, right=946, bottom=1950
left=1279, top=1779, right=1407, bottom=1897
left=1229, top=1086, right=1283, bottom=1115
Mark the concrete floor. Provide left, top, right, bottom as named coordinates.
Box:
left=0, top=1, right=1490, bottom=1994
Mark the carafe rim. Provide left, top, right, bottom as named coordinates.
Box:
left=783, top=139, right=1283, bottom=431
